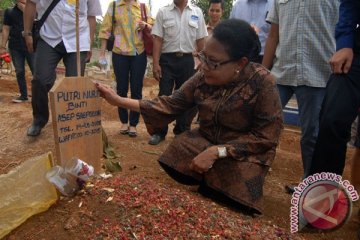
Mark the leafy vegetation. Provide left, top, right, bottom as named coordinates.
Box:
left=0, top=0, right=14, bottom=32
left=0, top=0, right=14, bottom=9
left=93, top=19, right=103, bottom=49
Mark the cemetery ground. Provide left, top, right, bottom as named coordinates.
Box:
left=0, top=70, right=359, bottom=240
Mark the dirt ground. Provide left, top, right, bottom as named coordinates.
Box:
left=0, top=70, right=359, bottom=240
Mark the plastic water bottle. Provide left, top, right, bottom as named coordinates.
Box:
left=98, top=57, right=108, bottom=70
left=46, top=166, right=80, bottom=197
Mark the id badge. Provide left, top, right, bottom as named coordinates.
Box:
left=67, top=0, right=76, bottom=6
left=65, top=0, right=76, bottom=11
left=191, top=15, right=199, bottom=22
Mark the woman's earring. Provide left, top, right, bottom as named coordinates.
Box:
left=235, top=69, right=240, bottom=74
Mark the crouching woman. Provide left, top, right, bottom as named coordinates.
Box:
left=96, top=19, right=283, bottom=214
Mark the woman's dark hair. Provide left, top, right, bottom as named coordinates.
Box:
left=209, top=0, right=224, bottom=10
left=212, top=19, right=261, bottom=62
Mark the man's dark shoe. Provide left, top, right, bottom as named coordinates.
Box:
left=148, top=134, right=164, bottom=145
left=12, top=96, right=29, bottom=103
left=27, top=124, right=43, bottom=137
left=285, top=184, right=296, bottom=194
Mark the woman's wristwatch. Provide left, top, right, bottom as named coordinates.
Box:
left=217, top=146, right=227, bottom=158
left=21, top=31, right=32, bottom=37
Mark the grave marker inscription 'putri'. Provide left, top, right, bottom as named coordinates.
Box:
left=49, top=77, right=102, bottom=172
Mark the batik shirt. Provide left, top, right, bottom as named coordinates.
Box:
left=140, top=63, right=283, bottom=167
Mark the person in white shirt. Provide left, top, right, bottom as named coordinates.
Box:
left=230, top=0, right=273, bottom=63
left=23, top=0, right=102, bottom=137
left=149, top=0, right=207, bottom=145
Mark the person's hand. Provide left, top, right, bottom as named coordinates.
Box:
left=95, top=83, right=121, bottom=106
left=17, top=1, right=26, bottom=12
left=24, top=36, right=34, bottom=53
left=153, top=63, right=162, bottom=81
left=329, top=48, right=353, bottom=74
left=251, top=24, right=260, bottom=35
left=193, top=51, right=201, bottom=70
left=190, top=146, right=218, bottom=174
left=137, top=21, right=150, bottom=31
left=0, top=47, right=6, bottom=55
left=99, top=49, right=106, bottom=59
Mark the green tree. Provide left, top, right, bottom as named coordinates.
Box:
left=0, top=0, right=14, bottom=9
left=0, top=0, right=14, bottom=32
left=191, top=0, right=234, bottom=21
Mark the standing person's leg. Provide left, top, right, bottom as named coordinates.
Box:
left=295, top=86, right=325, bottom=178
left=277, top=84, right=297, bottom=193
left=27, top=39, right=63, bottom=136
left=309, top=55, right=360, bottom=176
left=112, top=53, right=131, bottom=133
left=128, top=51, right=147, bottom=137
left=148, top=54, right=176, bottom=145
left=9, top=49, right=28, bottom=102
left=62, top=50, right=87, bottom=77
left=158, top=54, right=176, bottom=97
left=276, top=84, right=294, bottom=109
left=24, top=51, right=35, bottom=100
left=173, top=55, right=195, bottom=135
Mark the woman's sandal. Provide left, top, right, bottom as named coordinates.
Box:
left=128, top=126, right=137, bottom=137
left=120, top=129, right=129, bottom=135
left=128, top=131, right=137, bottom=137
left=119, top=125, right=129, bottom=135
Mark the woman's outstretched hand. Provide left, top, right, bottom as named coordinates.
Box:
left=190, top=146, right=218, bottom=174
left=96, top=83, right=141, bottom=112
left=95, top=83, right=121, bottom=106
